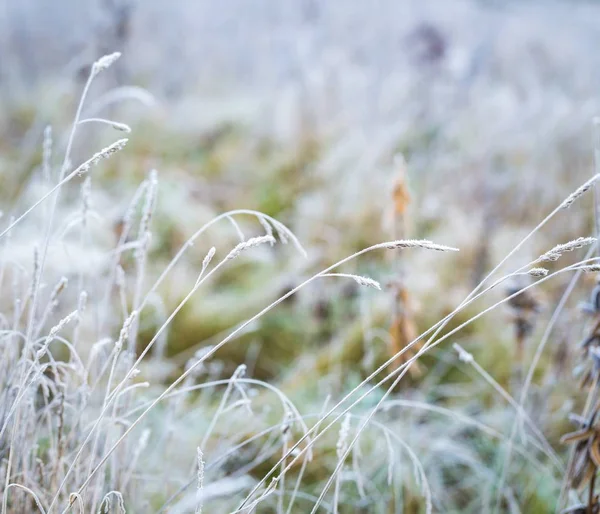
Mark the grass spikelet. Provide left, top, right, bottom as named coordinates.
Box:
left=351, top=275, right=381, bottom=289
left=138, top=170, right=158, bottom=241
left=560, top=174, right=600, bottom=209
left=74, top=139, right=128, bottom=177
left=384, top=239, right=459, bottom=252
left=336, top=414, right=351, bottom=459
left=28, top=246, right=40, bottom=300
left=225, top=235, right=276, bottom=260
left=195, top=247, right=217, bottom=286
left=538, top=237, right=597, bottom=262
left=333, top=414, right=352, bottom=514
left=322, top=273, right=381, bottom=290
left=47, top=309, right=79, bottom=338
left=528, top=267, right=549, bottom=277
left=92, top=52, right=122, bottom=76
left=195, top=447, right=205, bottom=514
left=581, top=265, right=600, bottom=273
left=115, top=310, right=138, bottom=352
left=202, top=247, right=216, bottom=271
left=36, top=310, right=79, bottom=359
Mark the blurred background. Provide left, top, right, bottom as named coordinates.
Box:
left=3, top=0, right=600, bottom=510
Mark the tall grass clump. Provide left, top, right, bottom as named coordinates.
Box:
left=4, top=51, right=600, bottom=514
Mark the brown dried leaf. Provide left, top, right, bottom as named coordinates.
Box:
left=389, top=286, right=422, bottom=377
left=561, top=429, right=594, bottom=444
left=590, top=439, right=600, bottom=467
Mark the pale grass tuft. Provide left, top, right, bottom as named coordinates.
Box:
left=196, top=247, right=217, bottom=286
left=527, top=267, right=549, bottom=277
left=333, top=414, right=353, bottom=514
left=351, top=275, right=381, bottom=290
left=201, top=247, right=216, bottom=273
left=537, top=237, right=597, bottom=262
left=137, top=170, right=158, bottom=247
left=384, top=239, right=459, bottom=252
left=92, top=52, right=122, bottom=75
left=195, top=447, right=205, bottom=514
left=580, top=264, right=600, bottom=273
left=322, top=273, right=382, bottom=290
left=336, top=414, right=352, bottom=459
left=225, top=235, right=276, bottom=260
left=115, top=310, right=138, bottom=351
left=29, top=246, right=40, bottom=298
left=74, top=139, right=128, bottom=177
left=110, top=121, right=131, bottom=133
left=560, top=173, right=600, bottom=209
left=203, top=247, right=216, bottom=266
left=36, top=310, right=79, bottom=359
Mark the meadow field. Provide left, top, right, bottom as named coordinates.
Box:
left=3, top=1, right=600, bottom=512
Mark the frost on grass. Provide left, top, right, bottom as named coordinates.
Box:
left=75, top=139, right=128, bottom=177
left=560, top=174, right=600, bottom=209
left=323, top=273, right=382, bottom=290
left=528, top=267, right=549, bottom=277
left=581, top=264, right=600, bottom=273
left=92, top=52, right=122, bottom=76
left=537, top=237, right=596, bottom=262
left=225, top=235, right=277, bottom=260
left=384, top=239, right=459, bottom=252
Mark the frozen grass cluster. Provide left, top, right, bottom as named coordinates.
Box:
left=0, top=52, right=460, bottom=513
left=3, top=42, right=600, bottom=513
